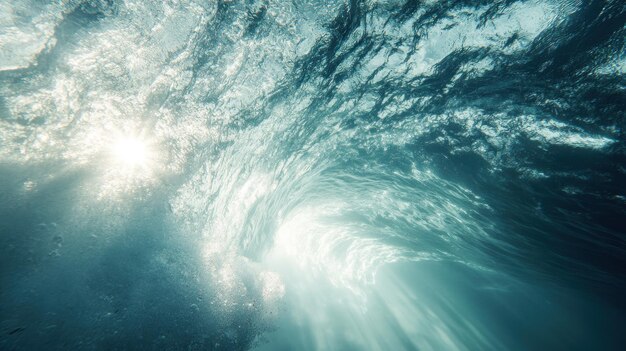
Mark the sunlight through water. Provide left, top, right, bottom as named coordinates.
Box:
left=112, top=137, right=149, bottom=168
left=1, top=1, right=625, bottom=350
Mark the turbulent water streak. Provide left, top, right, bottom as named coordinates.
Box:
left=1, top=0, right=625, bottom=350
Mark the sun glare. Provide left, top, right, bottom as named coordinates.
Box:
left=106, top=134, right=160, bottom=177
left=114, top=137, right=148, bottom=167
left=97, top=134, right=161, bottom=198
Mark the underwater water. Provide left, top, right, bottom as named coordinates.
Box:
left=1, top=0, right=625, bottom=350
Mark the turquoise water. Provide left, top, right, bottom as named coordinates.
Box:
left=1, top=1, right=625, bottom=350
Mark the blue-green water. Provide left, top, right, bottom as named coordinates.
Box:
left=1, top=1, right=625, bottom=350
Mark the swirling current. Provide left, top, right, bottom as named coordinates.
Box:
left=1, top=1, right=625, bottom=350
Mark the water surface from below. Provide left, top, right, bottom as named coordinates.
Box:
left=1, top=0, right=625, bottom=350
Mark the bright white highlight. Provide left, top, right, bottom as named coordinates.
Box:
left=113, top=138, right=148, bottom=167
left=95, top=133, right=162, bottom=198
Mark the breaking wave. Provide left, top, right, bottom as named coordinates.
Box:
left=1, top=1, right=625, bottom=350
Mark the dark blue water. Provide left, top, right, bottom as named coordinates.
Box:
left=1, top=1, right=625, bottom=350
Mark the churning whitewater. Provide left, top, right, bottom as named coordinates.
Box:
left=1, top=0, right=625, bottom=350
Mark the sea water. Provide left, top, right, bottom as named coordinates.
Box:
left=1, top=1, right=625, bottom=350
